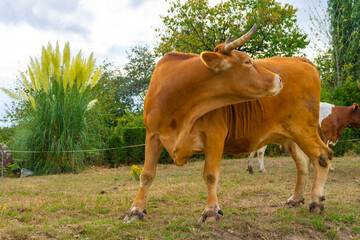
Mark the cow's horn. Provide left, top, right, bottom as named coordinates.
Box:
left=225, top=34, right=232, bottom=44
left=223, top=24, right=257, bottom=54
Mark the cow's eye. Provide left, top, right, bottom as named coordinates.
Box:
left=245, top=59, right=253, bottom=66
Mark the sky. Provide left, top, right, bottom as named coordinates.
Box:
left=0, top=0, right=327, bottom=126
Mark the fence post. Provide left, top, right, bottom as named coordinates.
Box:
left=1, top=148, right=3, bottom=178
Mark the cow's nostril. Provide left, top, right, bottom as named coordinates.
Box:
left=277, top=75, right=282, bottom=83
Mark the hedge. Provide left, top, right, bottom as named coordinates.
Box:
left=105, top=127, right=172, bottom=166
left=104, top=127, right=360, bottom=167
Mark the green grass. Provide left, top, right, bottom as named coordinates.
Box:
left=0, top=156, right=359, bottom=239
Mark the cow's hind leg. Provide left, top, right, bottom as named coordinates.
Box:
left=309, top=147, right=332, bottom=213
left=294, top=135, right=333, bottom=213
left=257, top=145, right=267, bottom=173
left=247, top=151, right=255, bottom=174
left=284, top=141, right=308, bottom=206
left=124, top=133, right=163, bottom=222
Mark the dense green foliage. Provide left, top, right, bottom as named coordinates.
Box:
left=0, top=127, right=14, bottom=145
left=155, top=0, right=308, bottom=58
left=317, top=0, right=360, bottom=105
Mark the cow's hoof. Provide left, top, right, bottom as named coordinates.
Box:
left=123, top=208, right=146, bottom=223
left=283, top=197, right=304, bottom=207
left=309, top=202, right=324, bottom=213
left=247, top=166, right=254, bottom=174
left=199, top=207, right=223, bottom=223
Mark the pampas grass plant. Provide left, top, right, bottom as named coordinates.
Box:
left=2, top=42, right=102, bottom=175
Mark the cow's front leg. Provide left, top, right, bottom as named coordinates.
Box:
left=124, top=133, right=163, bottom=222
left=199, top=139, right=225, bottom=223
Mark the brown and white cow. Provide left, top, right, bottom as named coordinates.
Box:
left=248, top=102, right=360, bottom=173
left=125, top=24, right=333, bottom=223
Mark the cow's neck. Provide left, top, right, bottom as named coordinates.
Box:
left=330, top=106, right=352, bottom=140
left=171, top=90, right=254, bottom=161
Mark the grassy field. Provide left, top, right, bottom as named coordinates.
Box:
left=0, top=156, right=359, bottom=239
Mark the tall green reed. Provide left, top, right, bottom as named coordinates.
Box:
left=1, top=42, right=102, bottom=175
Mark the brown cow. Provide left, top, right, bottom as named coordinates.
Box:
left=320, top=102, right=360, bottom=146
left=125, top=24, right=332, bottom=223
left=248, top=102, right=360, bottom=173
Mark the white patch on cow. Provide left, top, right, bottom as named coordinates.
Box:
left=319, top=102, right=335, bottom=127
left=326, top=139, right=338, bottom=147
left=257, top=146, right=267, bottom=173
left=248, top=145, right=268, bottom=173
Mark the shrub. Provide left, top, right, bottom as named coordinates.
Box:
left=122, top=127, right=147, bottom=164
left=129, top=165, right=143, bottom=181
left=105, top=127, right=172, bottom=166
left=266, top=143, right=283, bottom=156
left=0, top=127, right=14, bottom=146
left=1, top=162, right=21, bottom=178
left=2, top=42, right=103, bottom=175
left=104, top=129, right=125, bottom=166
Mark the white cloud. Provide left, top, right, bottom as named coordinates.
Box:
left=81, top=0, right=166, bottom=48
left=0, top=0, right=91, bottom=35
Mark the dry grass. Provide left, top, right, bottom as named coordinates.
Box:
left=0, top=156, right=359, bottom=239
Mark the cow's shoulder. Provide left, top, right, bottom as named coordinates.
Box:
left=255, top=56, right=317, bottom=71
left=156, top=52, right=198, bottom=67
left=291, top=57, right=317, bottom=68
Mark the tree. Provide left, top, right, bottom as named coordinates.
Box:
left=91, top=61, right=125, bottom=124
left=155, top=0, right=309, bottom=58
left=312, top=0, right=360, bottom=106
left=313, top=49, right=336, bottom=102
left=328, top=0, right=360, bottom=87
left=119, top=45, right=156, bottom=112
left=94, top=45, right=156, bottom=122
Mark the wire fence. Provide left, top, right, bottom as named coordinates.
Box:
left=2, top=138, right=360, bottom=178
left=0, top=143, right=146, bottom=178
left=7, top=144, right=145, bottom=154
left=337, top=139, right=360, bottom=142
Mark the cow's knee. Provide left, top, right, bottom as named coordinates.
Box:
left=140, top=171, right=154, bottom=187
left=204, top=172, right=217, bottom=186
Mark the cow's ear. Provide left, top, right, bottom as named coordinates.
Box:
left=200, top=52, right=231, bottom=72
left=352, top=103, right=359, bottom=111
